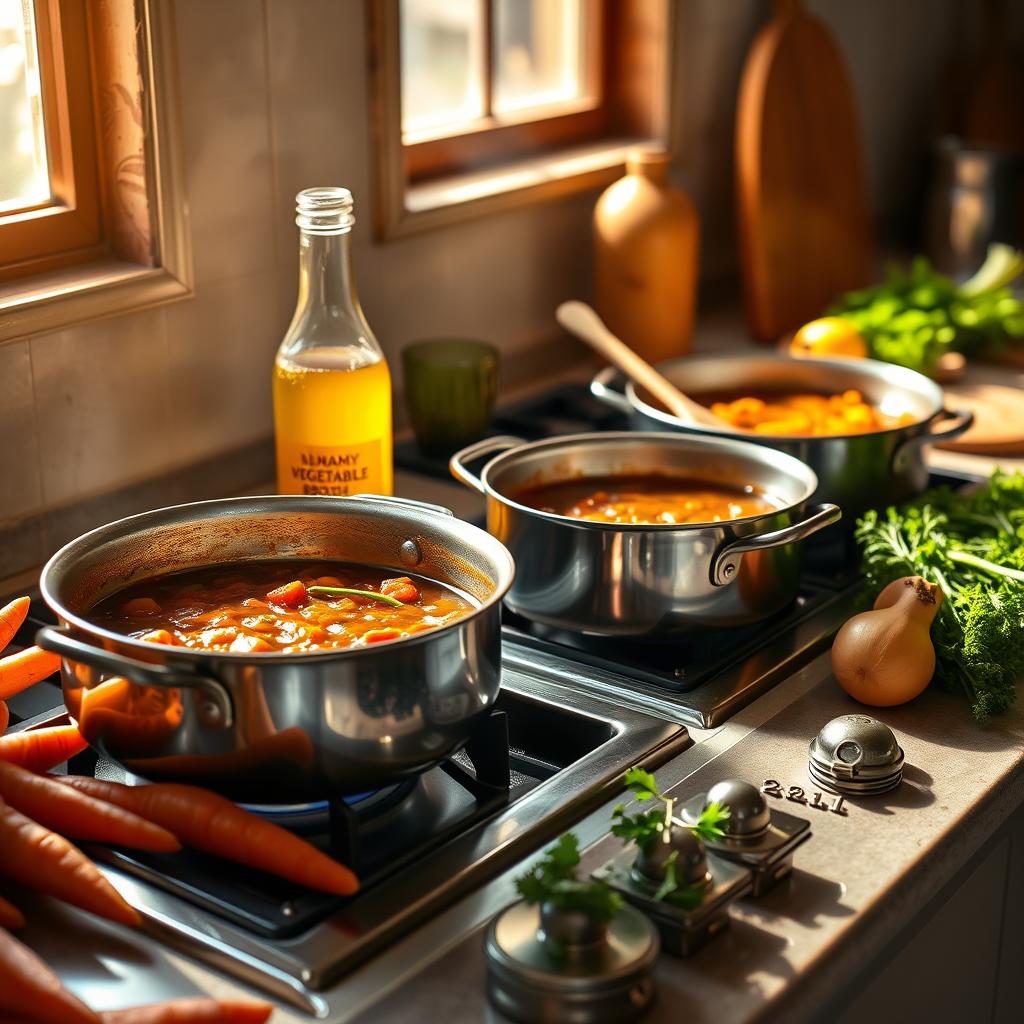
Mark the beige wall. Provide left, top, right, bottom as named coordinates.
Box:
left=0, top=0, right=1002, bottom=562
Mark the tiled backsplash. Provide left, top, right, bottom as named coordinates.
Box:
left=0, top=0, right=1006, bottom=581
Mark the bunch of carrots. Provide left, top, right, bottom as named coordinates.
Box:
left=0, top=596, right=360, bottom=1024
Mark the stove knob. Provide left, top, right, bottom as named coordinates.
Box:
left=706, top=779, right=771, bottom=838
left=634, top=824, right=708, bottom=887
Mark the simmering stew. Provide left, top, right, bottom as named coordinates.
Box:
left=705, top=389, right=914, bottom=436
left=87, top=561, right=476, bottom=653
left=512, top=475, right=776, bottom=525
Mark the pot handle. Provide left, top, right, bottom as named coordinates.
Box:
left=351, top=493, right=455, bottom=517
left=710, top=503, right=842, bottom=587
left=891, top=408, right=975, bottom=474
left=37, top=625, right=235, bottom=728
left=449, top=436, right=526, bottom=494
left=589, top=366, right=633, bottom=414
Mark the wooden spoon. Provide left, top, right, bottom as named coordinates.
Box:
left=556, top=301, right=721, bottom=427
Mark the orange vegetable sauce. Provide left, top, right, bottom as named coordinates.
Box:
left=706, top=389, right=914, bottom=436
left=87, top=562, right=475, bottom=653
left=513, top=475, right=776, bottom=526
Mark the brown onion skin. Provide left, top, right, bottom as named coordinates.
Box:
left=831, top=576, right=943, bottom=707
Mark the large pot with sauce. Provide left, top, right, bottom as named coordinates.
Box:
left=36, top=495, right=514, bottom=802
left=450, top=432, right=840, bottom=637
left=590, top=354, right=973, bottom=521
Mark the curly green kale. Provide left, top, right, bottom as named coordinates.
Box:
left=856, top=470, right=1024, bottom=719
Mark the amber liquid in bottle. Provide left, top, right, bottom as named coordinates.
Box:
left=273, top=188, right=393, bottom=496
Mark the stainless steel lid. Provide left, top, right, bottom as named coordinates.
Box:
left=485, top=900, right=658, bottom=1023
left=808, top=714, right=905, bottom=795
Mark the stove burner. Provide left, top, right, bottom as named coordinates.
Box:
left=89, top=708, right=518, bottom=938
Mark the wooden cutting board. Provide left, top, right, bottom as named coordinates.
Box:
left=736, top=0, right=872, bottom=343
left=937, top=383, right=1024, bottom=455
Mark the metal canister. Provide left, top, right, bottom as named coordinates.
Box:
left=485, top=900, right=658, bottom=1023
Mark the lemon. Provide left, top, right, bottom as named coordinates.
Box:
left=789, top=317, right=867, bottom=359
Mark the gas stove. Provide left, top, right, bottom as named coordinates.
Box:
left=4, top=381, right=985, bottom=1018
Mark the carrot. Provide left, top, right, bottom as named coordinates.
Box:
left=0, top=926, right=100, bottom=1024
left=0, top=799, right=139, bottom=927
left=0, top=724, right=89, bottom=772
left=99, top=999, right=273, bottom=1023
left=0, top=700, right=8, bottom=736
left=0, top=892, right=25, bottom=929
left=0, top=597, right=30, bottom=651
left=266, top=581, right=308, bottom=609
left=0, top=647, right=62, bottom=699
left=59, top=777, right=359, bottom=896
left=0, top=762, right=179, bottom=852
left=364, top=628, right=401, bottom=644
left=381, top=577, right=420, bottom=603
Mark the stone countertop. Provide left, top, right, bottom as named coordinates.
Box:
left=22, top=648, right=1024, bottom=1023
left=344, top=652, right=1024, bottom=1024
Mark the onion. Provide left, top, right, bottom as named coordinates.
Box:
left=830, top=576, right=943, bottom=707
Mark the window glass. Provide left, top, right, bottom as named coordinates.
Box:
left=400, top=0, right=485, bottom=140
left=0, top=0, right=48, bottom=212
left=492, top=0, right=586, bottom=116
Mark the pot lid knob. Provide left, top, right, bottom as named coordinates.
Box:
left=705, top=779, right=771, bottom=838
left=808, top=714, right=905, bottom=796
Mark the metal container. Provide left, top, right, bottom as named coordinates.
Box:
left=925, top=137, right=1024, bottom=279
left=808, top=714, right=905, bottom=796
left=450, top=432, right=839, bottom=637
left=36, top=495, right=515, bottom=802
left=590, top=355, right=973, bottom=523
left=485, top=899, right=659, bottom=1023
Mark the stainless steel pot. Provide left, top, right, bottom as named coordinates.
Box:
left=450, top=432, right=840, bottom=637
left=37, top=495, right=514, bottom=802
left=590, top=355, right=973, bottom=521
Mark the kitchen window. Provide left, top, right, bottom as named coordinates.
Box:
left=0, top=0, right=191, bottom=343
left=370, top=0, right=670, bottom=238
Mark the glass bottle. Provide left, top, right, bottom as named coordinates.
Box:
left=273, top=187, right=393, bottom=496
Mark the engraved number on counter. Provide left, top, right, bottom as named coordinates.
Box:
left=761, top=780, right=848, bottom=816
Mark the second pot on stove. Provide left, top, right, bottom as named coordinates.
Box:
left=450, top=432, right=840, bottom=637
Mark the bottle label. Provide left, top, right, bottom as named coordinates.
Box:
left=277, top=439, right=383, bottom=496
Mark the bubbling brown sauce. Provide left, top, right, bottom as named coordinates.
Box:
left=511, top=475, right=777, bottom=526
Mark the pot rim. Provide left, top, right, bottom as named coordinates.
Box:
left=476, top=430, right=820, bottom=532
left=39, top=494, right=514, bottom=662
left=622, top=353, right=946, bottom=442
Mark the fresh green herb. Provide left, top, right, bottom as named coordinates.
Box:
left=651, top=851, right=706, bottom=910
left=514, top=833, right=622, bottom=922
left=857, top=470, right=1024, bottom=719
left=828, top=244, right=1024, bottom=375
left=611, top=768, right=730, bottom=852
left=307, top=586, right=403, bottom=608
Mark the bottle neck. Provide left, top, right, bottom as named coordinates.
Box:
left=296, top=229, right=358, bottom=316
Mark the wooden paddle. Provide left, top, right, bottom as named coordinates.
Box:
left=736, top=0, right=872, bottom=343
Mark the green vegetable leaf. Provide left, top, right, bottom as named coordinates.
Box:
left=623, top=766, right=659, bottom=800
left=514, top=832, right=622, bottom=922
left=855, top=470, right=1024, bottom=720
left=690, top=800, right=731, bottom=843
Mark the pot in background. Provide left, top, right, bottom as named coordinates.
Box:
left=450, top=432, right=839, bottom=638
left=591, top=354, right=972, bottom=528
left=37, top=495, right=514, bottom=802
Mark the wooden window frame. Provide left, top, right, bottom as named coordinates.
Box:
left=369, top=0, right=671, bottom=240
left=0, top=0, right=193, bottom=344
left=0, top=0, right=103, bottom=279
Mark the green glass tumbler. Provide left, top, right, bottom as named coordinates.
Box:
left=402, top=338, right=499, bottom=457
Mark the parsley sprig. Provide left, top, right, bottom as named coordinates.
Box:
left=611, top=768, right=730, bottom=850
left=610, top=768, right=730, bottom=909
left=515, top=833, right=622, bottom=922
